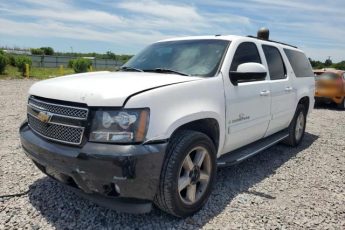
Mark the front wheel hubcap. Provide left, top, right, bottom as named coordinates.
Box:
left=178, top=146, right=211, bottom=205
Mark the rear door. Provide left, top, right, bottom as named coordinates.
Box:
left=262, top=45, right=296, bottom=136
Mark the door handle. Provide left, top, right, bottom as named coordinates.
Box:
left=285, top=86, right=293, bottom=92
left=260, top=90, right=270, bottom=96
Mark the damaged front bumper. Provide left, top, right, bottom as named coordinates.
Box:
left=19, top=122, right=167, bottom=213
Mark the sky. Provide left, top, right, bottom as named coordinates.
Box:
left=0, top=0, right=344, bottom=62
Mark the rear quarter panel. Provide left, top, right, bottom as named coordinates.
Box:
left=282, top=52, right=315, bottom=114
left=294, top=76, right=315, bottom=114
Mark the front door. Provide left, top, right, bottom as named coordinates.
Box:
left=223, top=42, right=271, bottom=152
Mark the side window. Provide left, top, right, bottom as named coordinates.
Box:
left=284, top=49, right=314, bottom=77
left=262, top=45, right=286, bottom=80
left=230, top=42, right=261, bottom=71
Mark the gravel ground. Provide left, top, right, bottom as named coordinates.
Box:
left=0, top=79, right=344, bottom=229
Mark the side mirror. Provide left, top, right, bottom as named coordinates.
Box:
left=230, top=63, right=267, bottom=86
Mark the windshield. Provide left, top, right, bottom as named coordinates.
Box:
left=122, top=39, right=230, bottom=77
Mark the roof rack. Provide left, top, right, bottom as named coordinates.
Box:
left=246, top=28, right=297, bottom=48
left=247, top=35, right=298, bottom=49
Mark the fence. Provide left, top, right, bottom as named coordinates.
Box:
left=28, top=55, right=124, bottom=69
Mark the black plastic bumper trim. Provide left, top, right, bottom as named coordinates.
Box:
left=20, top=122, right=167, bottom=212
left=66, top=185, right=152, bottom=214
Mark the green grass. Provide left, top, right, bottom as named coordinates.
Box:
left=0, top=65, right=115, bottom=80
left=31, top=67, right=75, bottom=79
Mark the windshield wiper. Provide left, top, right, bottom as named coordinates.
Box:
left=120, top=66, right=144, bottom=72
left=144, top=68, right=190, bottom=76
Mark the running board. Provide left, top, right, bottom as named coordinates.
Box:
left=217, top=129, right=289, bottom=167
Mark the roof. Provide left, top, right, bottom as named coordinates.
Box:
left=157, top=35, right=241, bottom=42
left=156, top=34, right=301, bottom=52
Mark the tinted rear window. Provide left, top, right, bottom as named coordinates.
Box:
left=284, top=49, right=313, bottom=77
left=263, top=45, right=286, bottom=80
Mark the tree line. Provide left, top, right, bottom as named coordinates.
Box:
left=309, top=58, right=345, bottom=70
left=19, top=47, right=133, bottom=63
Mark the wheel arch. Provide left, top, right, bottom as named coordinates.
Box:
left=169, top=117, right=221, bottom=153
left=298, top=96, right=310, bottom=113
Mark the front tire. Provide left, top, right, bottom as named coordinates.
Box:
left=154, top=130, right=216, bottom=217
left=283, top=104, right=307, bottom=146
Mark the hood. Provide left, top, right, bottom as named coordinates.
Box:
left=29, top=71, right=201, bottom=106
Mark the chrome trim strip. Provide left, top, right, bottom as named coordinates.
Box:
left=27, top=104, right=87, bottom=122
left=27, top=111, right=84, bottom=129
left=29, top=97, right=89, bottom=120
left=27, top=114, right=84, bottom=145
left=28, top=102, right=45, bottom=111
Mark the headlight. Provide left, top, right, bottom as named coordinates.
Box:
left=89, top=109, right=149, bottom=143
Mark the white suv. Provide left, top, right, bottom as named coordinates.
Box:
left=20, top=29, right=315, bottom=217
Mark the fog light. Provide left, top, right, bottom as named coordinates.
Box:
left=109, top=132, right=133, bottom=141
left=90, top=131, right=133, bottom=142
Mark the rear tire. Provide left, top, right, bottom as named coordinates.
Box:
left=154, top=130, right=217, bottom=217
left=283, top=104, right=307, bottom=147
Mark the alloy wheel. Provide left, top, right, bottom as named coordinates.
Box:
left=178, top=146, right=211, bottom=205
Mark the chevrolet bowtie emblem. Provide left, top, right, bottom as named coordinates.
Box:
left=37, top=111, right=52, bottom=123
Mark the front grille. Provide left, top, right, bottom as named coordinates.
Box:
left=27, top=97, right=88, bottom=145
left=28, top=115, right=84, bottom=144
left=28, top=97, right=88, bottom=120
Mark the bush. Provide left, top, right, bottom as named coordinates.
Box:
left=72, top=58, right=92, bottom=73
left=15, top=56, right=32, bottom=75
left=31, top=48, right=44, bottom=55
left=8, top=55, right=16, bottom=66
left=67, top=59, right=75, bottom=68
left=0, top=49, right=4, bottom=55
left=106, top=51, right=117, bottom=60
left=0, top=54, right=8, bottom=74
left=332, top=61, right=345, bottom=70
left=40, top=47, right=54, bottom=55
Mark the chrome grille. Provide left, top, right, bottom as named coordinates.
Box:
left=28, top=115, right=84, bottom=144
left=27, top=97, right=88, bottom=145
left=28, top=97, right=88, bottom=120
